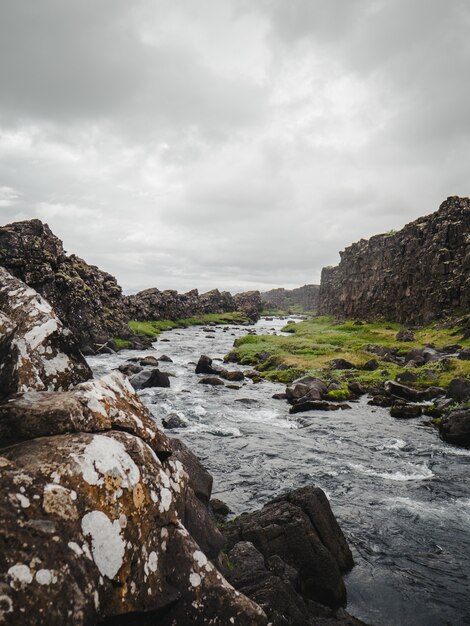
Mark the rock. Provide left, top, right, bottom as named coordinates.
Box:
left=458, top=347, right=470, bottom=360
left=347, top=382, right=365, bottom=396
left=235, top=398, right=259, bottom=406
left=162, top=413, right=187, bottom=429
left=286, top=378, right=328, bottom=404
left=362, top=358, right=379, bottom=371
left=447, top=377, right=470, bottom=402
left=196, top=355, right=219, bottom=375
left=219, top=369, right=245, bottom=382
left=223, top=486, right=353, bottom=610
left=199, top=376, right=225, bottom=386
left=0, top=219, right=142, bottom=351
left=157, top=354, right=173, bottom=362
left=290, top=401, right=350, bottom=414
left=225, top=384, right=241, bottom=390
left=396, top=330, right=416, bottom=342
left=130, top=368, right=171, bottom=390
left=329, top=359, right=356, bottom=370
left=211, top=498, right=232, bottom=520
left=390, top=403, right=423, bottom=419
left=0, top=268, right=92, bottom=400
left=233, top=291, right=263, bottom=322
left=384, top=380, right=444, bottom=402
left=440, top=409, right=470, bottom=447
left=318, top=197, right=470, bottom=325
left=169, top=438, right=213, bottom=504
left=396, top=371, right=418, bottom=383
left=404, top=349, right=426, bottom=366
left=272, top=393, right=287, bottom=400
left=118, top=362, right=143, bottom=376
left=225, top=351, right=239, bottom=363
left=254, top=351, right=272, bottom=364
left=0, top=371, right=172, bottom=456
left=261, top=285, right=320, bottom=313
left=140, top=355, right=159, bottom=366
left=368, top=395, right=393, bottom=407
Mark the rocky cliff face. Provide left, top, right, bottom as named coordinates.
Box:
left=319, top=197, right=470, bottom=324
left=125, top=288, right=262, bottom=323
left=261, top=285, right=320, bottom=312
left=0, top=220, right=142, bottom=352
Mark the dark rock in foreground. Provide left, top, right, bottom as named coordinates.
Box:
left=222, top=486, right=356, bottom=624
left=130, top=368, right=171, bottom=390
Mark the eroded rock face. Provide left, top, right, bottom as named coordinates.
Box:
left=319, top=196, right=470, bottom=324
left=0, top=219, right=142, bottom=352
left=125, top=288, right=262, bottom=324
left=261, top=285, right=320, bottom=313
left=0, top=267, right=92, bottom=400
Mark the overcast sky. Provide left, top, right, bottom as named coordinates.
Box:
left=0, top=1, right=468, bottom=293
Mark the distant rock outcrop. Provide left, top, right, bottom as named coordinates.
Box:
left=125, top=287, right=262, bottom=323
left=0, top=219, right=144, bottom=352
left=318, top=197, right=470, bottom=325
left=261, top=284, right=320, bottom=312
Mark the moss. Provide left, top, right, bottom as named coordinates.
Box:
left=128, top=312, right=250, bottom=339
left=326, top=389, right=350, bottom=401
left=113, top=338, right=132, bottom=350
left=229, top=316, right=470, bottom=389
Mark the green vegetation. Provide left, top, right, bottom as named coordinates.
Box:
left=261, top=306, right=315, bottom=316
left=127, top=312, right=250, bottom=340
left=231, top=316, right=470, bottom=388
left=113, top=338, right=132, bottom=350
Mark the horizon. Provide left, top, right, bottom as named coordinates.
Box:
left=1, top=1, right=469, bottom=292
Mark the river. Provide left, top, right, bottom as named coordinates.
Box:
left=87, top=317, right=470, bottom=626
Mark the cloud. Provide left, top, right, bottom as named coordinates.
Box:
left=0, top=0, right=468, bottom=293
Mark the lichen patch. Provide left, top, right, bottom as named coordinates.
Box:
left=81, top=511, right=125, bottom=579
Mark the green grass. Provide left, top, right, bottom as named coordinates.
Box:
left=127, top=312, right=250, bottom=340
left=113, top=338, right=133, bottom=350
left=261, top=306, right=316, bottom=316
left=231, top=316, right=470, bottom=390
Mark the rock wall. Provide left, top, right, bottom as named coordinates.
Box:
left=318, top=196, right=470, bottom=324
left=261, top=285, right=320, bottom=312
left=0, top=220, right=142, bottom=352
left=125, top=288, right=262, bottom=323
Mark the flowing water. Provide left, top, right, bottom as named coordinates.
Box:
left=87, top=317, right=470, bottom=626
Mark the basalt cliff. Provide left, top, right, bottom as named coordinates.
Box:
left=261, top=284, right=320, bottom=312
left=319, top=196, right=470, bottom=325
left=0, top=219, right=262, bottom=353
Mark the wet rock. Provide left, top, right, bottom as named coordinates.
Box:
left=118, top=362, right=143, bottom=376
left=390, top=403, right=423, bottom=419
left=290, top=401, right=350, bottom=414
left=235, top=398, right=259, bottom=406
left=223, top=486, right=353, bottom=610
left=367, top=395, right=393, bottom=408
left=225, top=351, right=239, bottom=363
left=162, top=413, right=187, bottom=429
left=157, top=354, right=173, bottom=362
left=169, top=438, right=213, bottom=504
left=225, top=384, right=241, bottom=390
left=219, top=369, right=245, bottom=382
left=329, top=359, right=356, bottom=370
left=347, top=382, right=365, bottom=397
left=286, top=378, right=328, bottom=404
left=0, top=267, right=92, bottom=400
left=140, top=355, right=159, bottom=366
left=199, top=376, right=225, bottom=386
left=130, top=368, right=171, bottom=390
left=447, top=377, right=470, bottom=402
left=196, top=355, right=219, bottom=375
left=272, top=393, right=287, bottom=400
left=440, top=409, right=470, bottom=447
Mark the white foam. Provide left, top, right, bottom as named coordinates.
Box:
left=350, top=462, right=434, bottom=482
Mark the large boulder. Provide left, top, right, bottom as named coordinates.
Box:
left=447, top=377, right=470, bottom=402
left=286, top=377, right=328, bottom=404
left=384, top=380, right=444, bottom=402
left=223, top=486, right=353, bottom=611
left=0, top=267, right=92, bottom=400
left=129, top=368, right=171, bottom=390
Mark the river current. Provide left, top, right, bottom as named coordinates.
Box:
left=87, top=317, right=470, bottom=626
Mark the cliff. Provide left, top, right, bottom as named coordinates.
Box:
left=318, top=196, right=470, bottom=324
left=261, top=284, right=320, bottom=312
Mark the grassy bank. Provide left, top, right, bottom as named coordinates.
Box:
left=261, top=307, right=315, bottom=316
left=231, top=316, right=470, bottom=389
left=119, top=311, right=251, bottom=343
